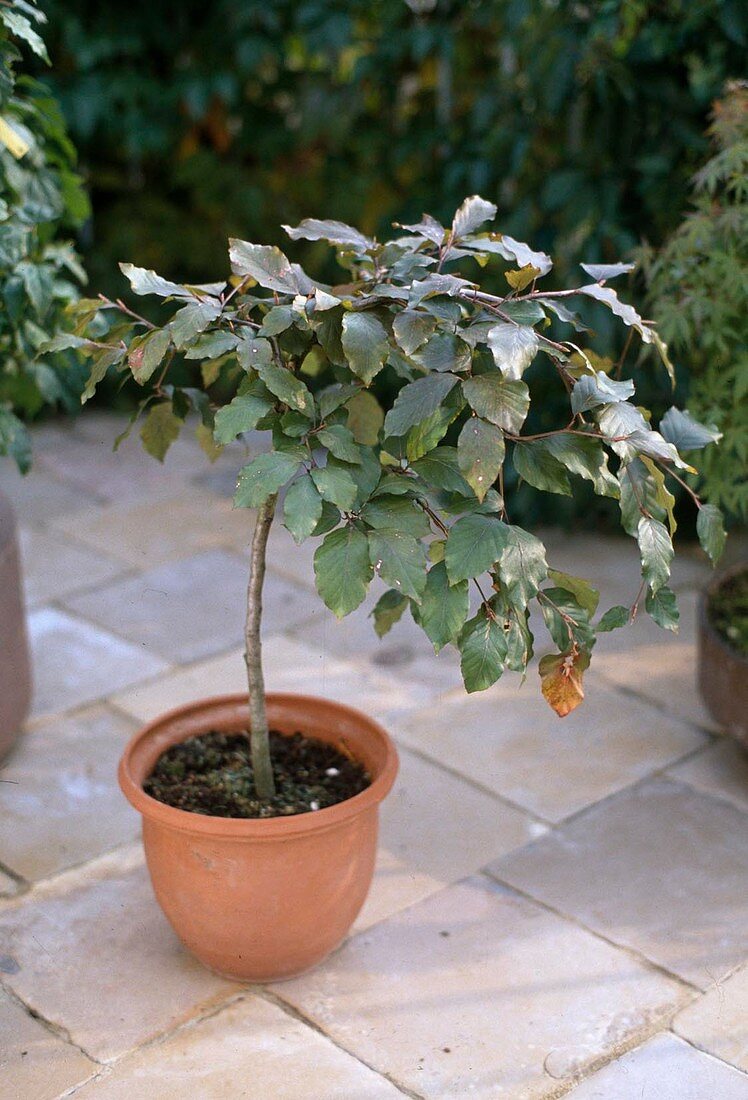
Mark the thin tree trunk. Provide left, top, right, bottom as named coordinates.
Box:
left=245, top=494, right=277, bottom=801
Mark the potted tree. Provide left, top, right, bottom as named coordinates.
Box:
left=70, top=196, right=724, bottom=980
left=699, top=565, right=748, bottom=744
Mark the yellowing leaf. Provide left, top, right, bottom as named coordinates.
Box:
left=505, top=264, right=541, bottom=291
left=539, top=650, right=589, bottom=717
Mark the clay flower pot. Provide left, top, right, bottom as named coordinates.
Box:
left=119, top=693, right=398, bottom=981
left=698, top=564, right=748, bottom=746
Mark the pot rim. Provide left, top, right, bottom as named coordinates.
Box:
left=699, top=561, right=748, bottom=667
left=118, top=692, right=399, bottom=839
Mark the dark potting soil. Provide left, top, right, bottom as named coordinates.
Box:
left=708, top=568, right=748, bottom=657
left=144, top=730, right=371, bottom=819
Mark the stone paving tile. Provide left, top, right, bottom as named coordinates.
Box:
left=393, top=675, right=704, bottom=822
left=277, top=875, right=687, bottom=1100
left=565, top=1032, right=748, bottom=1099
left=0, top=706, right=139, bottom=881
left=0, top=985, right=96, bottom=1099
left=0, top=867, right=22, bottom=898
left=674, top=964, right=748, bottom=1073
left=28, top=608, right=170, bottom=719
left=355, top=747, right=543, bottom=934
left=19, top=527, right=127, bottom=607
left=62, top=550, right=320, bottom=664
left=0, top=461, right=94, bottom=524
left=112, top=637, right=432, bottom=726
left=50, top=493, right=256, bottom=569
left=67, top=995, right=402, bottom=1099
left=0, top=853, right=240, bottom=1061
left=491, top=778, right=748, bottom=989
left=668, top=738, right=748, bottom=814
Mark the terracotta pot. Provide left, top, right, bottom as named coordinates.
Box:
left=119, top=693, right=398, bottom=981
left=698, top=563, right=748, bottom=746
left=0, top=488, right=32, bottom=761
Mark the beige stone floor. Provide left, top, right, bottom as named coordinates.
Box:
left=1, top=414, right=747, bottom=1100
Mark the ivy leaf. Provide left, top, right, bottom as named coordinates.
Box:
left=128, top=328, right=171, bottom=384
left=371, top=590, right=409, bottom=638
left=451, top=195, right=497, bottom=237
left=361, top=496, right=431, bottom=538
left=579, top=262, right=635, bottom=282
left=369, top=530, right=428, bottom=601
left=419, top=561, right=469, bottom=652
left=571, top=372, right=635, bottom=415
left=645, top=585, right=679, bottom=632
left=660, top=407, right=722, bottom=451
left=311, top=465, right=358, bottom=511
left=392, top=310, right=437, bottom=356
left=345, top=391, right=384, bottom=445
left=445, top=514, right=508, bottom=583
left=234, top=452, right=300, bottom=508
left=539, top=650, right=589, bottom=717
left=458, top=417, right=504, bottom=501
left=696, top=504, right=727, bottom=565
left=461, top=374, right=530, bottom=434
left=314, top=526, right=373, bottom=618
left=256, top=361, right=314, bottom=416
left=459, top=610, right=507, bottom=692
left=140, top=402, right=182, bottom=462
left=119, top=263, right=194, bottom=300
left=283, top=218, right=375, bottom=253
left=213, top=392, right=273, bottom=444
left=498, top=525, right=548, bottom=604
left=341, top=312, right=389, bottom=384
left=412, top=332, right=472, bottom=374
left=548, top=569, right=600, bottom=616
left=384, top=373, right=459, bottom=437
left=486, top=324, right=539, bottom=379
left=637, top=516, right=674, bottom=595
left=283, top=474, right=323, bottom=544
left=317, top=425, right=362, bottom=464
left=228, top=240, right=314, bottom=294
left=597, top=605, right=631, bottom=632
left=513, top=440, right=571, bottom=495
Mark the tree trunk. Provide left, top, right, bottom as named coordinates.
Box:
left=244, top=494, right=277, bottom=801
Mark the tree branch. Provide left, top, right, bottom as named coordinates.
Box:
left=245, top=494, right=277, bottom=800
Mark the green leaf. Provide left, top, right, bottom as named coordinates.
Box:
left=461, top=375, right=530, bottom=434
left=0, top=407, right=31, bottom=473
left=597, top=605, right=631, bottom=632
left=259, top=305, right=296, bottom=336
left=311, top=501, right=341, bottom=537
left=314, top=526, right=373, bottom=618
left=1, top=10, right=49, bottom=61
left=184, top=331, right=239, bottom=360
left=345, top=391, right=384, bottom=445
left=637, top=516, right=673, bottom=595
left=580, top=262, right=635, bottom=282
left=571, top=372, right=635, bottom=415
left=140, top=402, right=182, bottom=462
left=404, top=394, right=464, bottom=461
left=119, top=263, right=194, bottom=300
left=371, top=589, right=409, bottom=638
left=369, top=530, right=427, bottom=601
left=578, top=283, right=651, bottom=341
left=170, top=300, right=221, bottom=349
left=498, top=526, right=548, bottom=604
left=392, top=310, right=437, bottom=356
left=696, top=504, right=727, bottom=565
left=513, top=440, right=571, bottom=495
left=419, top=561, right=469, bottom=652
left=384, top=373, right=459, bottom=437
left=660, top=407, right=722, bottom=451
left=540, top=587, right=595, bottom=651
left=361, top=496, right=431, bottom=538
left=341, top=312, right=389, bottom=384
left=196, top=423, right=222, bottom=462
left=486, top=323, right=539, bottom=379
left=412, top=332, right=472, bottom=374
left=283, top=474, right=323, bottom=544
left=411, top=447, right=472, bottom=494
left=459, top=610, right=506, bottom=692
left=234, top=452, right=300, bottom=508
left=311, top=465, right=358, bottom=511
left=548, top=569, right=600, bottom=616
left=213, top=392, right=273, bottom=444
left=256, top=361, right=314, bottom=416
left=619, top=458, right=666, bottom=536
left=236, top=335, right=273, bottom=371
left=317, top=425, right=362, bottom=464
left=228, top=240, right=312, bottom=295
left=645, top=586, right=679, bottom=632
left=128, top=328, right=171, bottom=384
left=445, top=514, right=508, bottom=583
left=543, top=434, right=619, bottom=498
left=319, top=383, right=361, bottom=419
left=283, top=218, right=375, bottom=252
left=458, top=417, right=504, bottom=501
left=451, top=195, right=497, bottom=237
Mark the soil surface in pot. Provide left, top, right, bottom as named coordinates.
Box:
left=144, top=731, right=371, bottom=818
left=708, top=568, right=748, bottom=656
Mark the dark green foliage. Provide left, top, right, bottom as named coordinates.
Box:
left=72, top=198, right=724, bottom=711
left=0, top=2, right=88, bottom=470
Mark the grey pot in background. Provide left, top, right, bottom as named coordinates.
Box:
left=0, top=488, right=32, bottom=760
